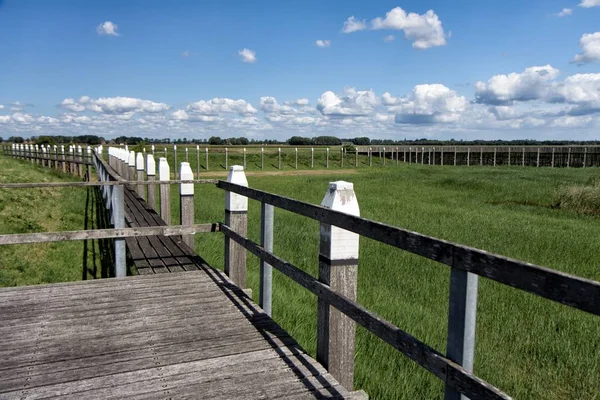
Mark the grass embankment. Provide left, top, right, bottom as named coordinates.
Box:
left=182, top=164, right=600, bottom=399
left=0, top=156, right=105, bottom=286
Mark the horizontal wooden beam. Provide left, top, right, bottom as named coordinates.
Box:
left=217, top=180, right=600, bottom=316
left=0, top=223, right=219, bottom=245
left=219, top=224, right=510, bottom=400
left=0, top=179, right=218, bottom=189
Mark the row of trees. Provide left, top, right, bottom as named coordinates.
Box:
left=3, top=134, right=600, bottom=146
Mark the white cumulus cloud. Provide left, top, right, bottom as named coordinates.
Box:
left=391, top=84, right=467, bottom=124
left=557, top=8, right=573, bottom=16
left=573, top=32, right=600, bottom=64
left=96, top=21, right=120, bottom=36
left=371, top=7, right=447, bottom=49
left=383, top=35, right=395, bottom=42
left=342, top=16, right=367, bottom=33
left=185, top=98, right=257, bottom=116
left=474, top=65, right=560, bottom=105
left=317, top=88, right=378, bottom=117
left=316, top=40, right=331, bottom=48
left=238, top=48, right=256, bottom=63
left=60, top=96, right=169, bottom=114
left=0, top=105, right=4, bottom=110
left=579, top=0, right=600, bottom=7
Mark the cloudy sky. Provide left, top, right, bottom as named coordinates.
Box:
left=1, top=0, right=600, bottom=140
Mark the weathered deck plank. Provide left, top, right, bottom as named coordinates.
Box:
left=0, top=271, right=350, bottom=399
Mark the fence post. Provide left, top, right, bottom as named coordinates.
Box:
left=441, top=147, right=444, bottom=166
left=369, top=147, right=372, bottom=166
left=206, top=147, right=209, bottom=170
left=551, top=148, right=555, bottom=168
left=445, top=268, right=479, bottom=400
left=326, top=148, right=329, bottom=168
left=174, top=145, right=178, bottom=179
left=382, top=147, right=386, bottom=166
left=355, top=148, right=358, bottom=167
left=260, top=201, right=274, bottom=316
left=224, top=166, right=248, bottom=288
left=295, top=148, right=298, bottom=169
left=493, top=147, right=497, bottom=167
left=584, top=147, right=587, bottom=168
left=159, top=157, right=171, bottom=225
left=225, top=147, right=228, bottom=170
left=508, top=147, right=511, bottom=166
left=180, top=162, right=195, bottom=249
left=151, top=144, right=155, bottom=156
left=316, top=181, right=360, bottom=391
left=185, top=147, right=189, bottom=162
left=146, top=154, right=156, bottom=210
left=454, top=147, right=457, bottom=166
left=536, top=147, right=540, bottom=167
left=243, top=147, right=247, bottom=169
left=77, top=145, right=83, bottom=176
left=278, top=147, right=281, bottom=170
left=467, top=148, right=470, bottom=166
left=128, top=151, right=136, bottom=186
left=567, top=147, right=571, bottom=168
left=480, top=148, right=483, bottom=166
left=341, top=147, right=344, bottom=167
left=522, top=147, right=525, bottom=167
left=311, top=147, right=314, bottom=168
left=113, top=183, right=127, bottom=278
left=136, top=152, right=145, bottom=199
left=261, top=147, right=264, bottom=169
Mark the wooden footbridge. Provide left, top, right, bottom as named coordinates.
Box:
left=1, top=145, right=600, bottom=399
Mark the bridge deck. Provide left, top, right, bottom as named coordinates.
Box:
left=0, top=270, right=352, bottom=399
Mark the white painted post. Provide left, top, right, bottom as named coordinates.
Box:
left=174, top=145, right=178, bottom=180
left=493, top=147, right=497, bottom=167
left=584, top=147, right=588, bottom=168
left=567, top=147, right=571, bottom=168
left=136, top=152, right=145, bottom=199
left=480, top=148, right=483, bottom=166
left=146, top=155, right=157, bottom=210
left=185, top=147, right=189, bottom=162
left=382, top=147, right=386, bottom=166
left=205, top=147, right=209, bottom=170
left=77, top=145, right=83, bottom=176
left=441, top=147, right=444, bottom=166
left=326, top=147, right=329, bottom=168
left=454, top=147, right=457, bottom=166
left=295, top=147, right=298, bottom=169
left=278, top=147, right=281, bottom=170
left=128, top=151, right=136, bottom=186
left=243, top=147, right=247, bottom=169
left=316, top=181, right=360, bottom=391
left=261, top=147, right=265, bottom=169
left=180, top=162, right=195, bottom=249
left=536, top=147, right=540, bottom=167
left=159, top=157, right=171, bottom=225
left=355, top=148, right=358, bottom=167
left=551, top=148, right=555, bottom=168
left=225, top=147, right=229, bottom=170
left=69, top=146, right=74, bottom=174
left=522, top=147, right=525, bottom=167
left=369, top=147, right=372, bottom=166
left=260, top=201, right=274, bottom=316
left=340, top=147, right=344, bottom=167
left=421, top=147, right=425, bottom=165
left=467, top=148, right=470, bottom=166
left=311, top=147, right=314, bottom=168
left=151, top=144, right=155, bottom=156
left=508, top=147, right=511, bottom=166
left=113, top=182, right=127, bottom=278
left=396, top=147, right=399, bottom=166
left=224, top=166, right=248, bottom=288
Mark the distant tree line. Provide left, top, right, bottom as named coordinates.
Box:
left=2, top=134, right=599, bottom=147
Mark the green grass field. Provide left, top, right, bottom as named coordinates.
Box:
left=2, top=154, right=599, bottom=399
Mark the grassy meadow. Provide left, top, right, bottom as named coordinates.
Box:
left=2, top=153, right=600, bottom=399
left=180, top=164, right=600, bottom=399
left=0, top=156, right=109, bottom=286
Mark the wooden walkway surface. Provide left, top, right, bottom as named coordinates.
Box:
left=0, top=270, right=354, bottom=399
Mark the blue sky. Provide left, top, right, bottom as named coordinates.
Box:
left=1, top=0, right=599, bottom=140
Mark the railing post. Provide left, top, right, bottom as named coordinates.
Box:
left=522, top=147, right=525, bottom=167
left=243, top=147, right=247, bottom=169
left=567, top=147, right=572, bottom=168
left=224, top=166, right=248, bottom=288
left=445, top=268, right=479, bottom=400
left=493, top=147, right=497, bottom=167
left=260, top=201, right=274, bottom=316
left=508, top=147, right=511, bottom=166
left=584, top=147, right=587, bottom=168
left=180, top=162, right=195, bottom=249
left=382, top=147, right=386, bottom=166
left=261, top=147, right=264, bottom=169
left=316, top=181, right=360, bottom=391
left=225, top=147, right=228, bottom=170
left=205, top=147, right=209, bottom=170
left=536, top=147, right=540, bottom=167
left=174, top=145, right=178, bottom=179
left=185, top=147, right=189, bottom=162
left=146, top=154, right=156, bottom=210
left=278, top=147, right=281, bottom=170
left=467, top=147, right=470, bottom=166
left=77, top=145, right=83, bottom=176
left=159, top=157, right=171, bottom=225
left=196, top=145, right=200, bottom=178
left=355, top=148, right=358, bottom=167
left=311, top=147, right=314, bottom=168
left=369, top=147, right=372, bottom=166
left=341, top=147, right=344, bottom=167
left=551, top=148, right=555, bottom=168
left=136, top=152, right=145, bottom=199
left=326, top=147, right=329, bottom=168
left=128, top=151, right=136, bottom=185
left=112, top=183, right=126, bottom=278
left=295, top=147, right=298, bottom=169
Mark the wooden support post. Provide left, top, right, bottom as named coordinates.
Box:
left=445, top=268, right=479, bottom=400
left=480, top=148, right=483, bottom=166
left=136, top=152, right=145, bottom=199
left=225, top=147, right=228, bottom=170
left=326, top=148, right=329, bottom=168
left=69, top=146, right=74, bottom=174
left=508, top=147, right=511, bottom=166
left=196, top=145, right=200, bottom=178
left=159, top=157, right=171, bottom=225
left=295, top=148, right=298, bottom=169
left=243, top=147, right=247, bottom=169
left=421, top=147, right=425, bottom=165
left=260, top=201, right=274, bottom=316
left=112, top=183, right=126, bottom=278
left=128, top=151, right=136, bottom=188
left=551, top=148, right=555, bottom=168
left=261, top=147, right=265, bottom=169
left=441, top=147, right=444, bottom=166
left=224, top=166, right=248, bottom=288
left=536, top=147, right=540, bottom=167
left=454, top=147, right=457, bottom=166
left=278, top=148, right=282, bottom=170
left=382, top=147, right=386, bottom=166
left=341, top=147, right=344, bottom=168
left=317, top=181, right=360, bottom=391
left=355, top=148, right=358, bottom=167
left=583, top=147, right=587, bottom=168
left=369, top=148, right=372, bottom=167
left=311, top=147, right=314, bottom=168
left=179, top=162, right=195, bottom=249
left=467, top=148, right=470, bottom=166
left=567, top=147, right=571, bottom=168
left=205, top=147, right=209, bottom=170
left=77, top=145, right=83, bottom=177
left=146, top=155, right=156, bottom=210
left=522, top=147, right=525, bottom=167
left=493, top=148, right=497, bottom=167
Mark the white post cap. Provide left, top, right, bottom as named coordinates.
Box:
left=151, top=145, right=155, bottom=151
left=128, top=150, right=136, bottom=166
left=77, top=145, right=82, bottom=153
left=174, top=145, right=177, bottom=150
left=196, top=145, right=199, bottom=150
left=136, top=152, right=144, bottom=170
left=35, top=144, right=39, bottom=150
left=180, top=162, right=194, bottom=195
left=41, top=146, right=46, bottom=153
left=53, top=145, right=57, bottom=150
left=159, top=157, right=170, bottom=181
left=225, top=165, right=248, bottom=211
left=86, top=146, right=91, bottom=154
left=146, top=154, right=156, bottom=175
left=320, top=181, right=360, bottom=260
left=69, top=146, right=73, bottom=153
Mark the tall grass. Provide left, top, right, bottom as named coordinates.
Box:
left=556, top=177, right=600, bottom=215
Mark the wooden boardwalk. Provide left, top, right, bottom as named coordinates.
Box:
left=0, top=271, right=354, bottom=399
left=123, top=187, right=202, bottom=274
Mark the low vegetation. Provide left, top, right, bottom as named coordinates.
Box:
left=556, top=177, right=600, bottom=215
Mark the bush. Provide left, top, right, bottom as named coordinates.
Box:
left=556, top=177, right=600, bottom=215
